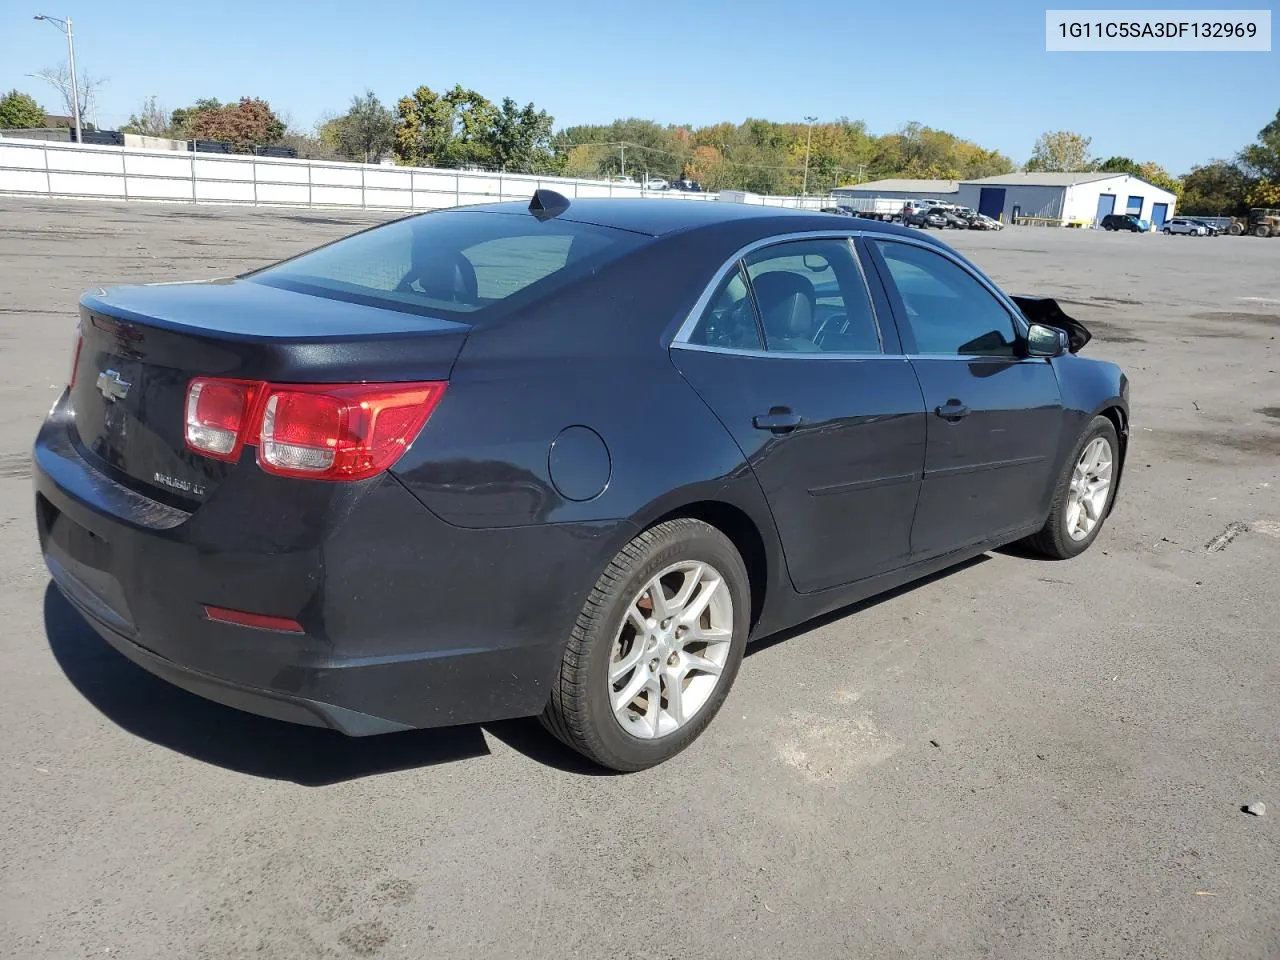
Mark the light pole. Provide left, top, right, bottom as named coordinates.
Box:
left=33, top=14, right=81, bottom=143
left=801, top=116, right=817, bottom=196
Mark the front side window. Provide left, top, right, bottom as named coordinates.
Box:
left=873, top=240, right=1018, bottom=356
left=249, top=211, right=645, bottom=320
left=743, top=239, right=881, bottom=354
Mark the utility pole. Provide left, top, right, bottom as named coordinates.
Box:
left=34, top=14, right=81, bottom=143
left=620, top=143, right=626, bottom=178
left=802, top=116, right=817, bottom=196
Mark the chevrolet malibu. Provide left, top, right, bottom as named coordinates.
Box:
left=35, top=193, right=1129, bottom=771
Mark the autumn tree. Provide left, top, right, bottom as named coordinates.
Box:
left=1026, top=130, right=1094, bottom=171
left=0, top=90, right=45, bottom=128
left=182, top=98, right=285, bottom=152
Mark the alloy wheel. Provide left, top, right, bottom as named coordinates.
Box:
left=609, top=561, right=733, bottom=739
left=1065, top=436, right=1113, bottom=541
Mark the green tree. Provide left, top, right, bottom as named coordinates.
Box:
left=485, top=98, right=555, bottom=172
left=395, top=84, right=497, bottom=167
left=323, top=91, right=395, bottom=163
left=1239, top=107, right=1280, bottom=181
left=1179, top=160, right=1253, bottom=216
left=0, top=90, right=46, bottom=129
left=120, top=96, right=173, bottom=137
left=1097, top=155, right=1140, bottom=175
left=1026, top=130, right=1094, bottom=171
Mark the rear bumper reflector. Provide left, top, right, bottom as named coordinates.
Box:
left=203, top=604, right=304, bottom=634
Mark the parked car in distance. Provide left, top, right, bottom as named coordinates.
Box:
left=642, top=177, right=669, bottom=191
left=936, top=209, right=969, bottom=229
left=1163, top=217, right=1207, bottom=236
left=904, top=206, right=949, bottom=228
left=671, top=179, right=704, bottom=192
left=968, top=213, right=1004, bottom=230
left=36, top=193, right=1129, bottom=771
left=819, top=206, right=857, bottom=217
left=1184, top=217, right=1220, bottom=236
left=610, top=175, right=637, bottom=185
left=1100, top=213, right=1145, bottom=232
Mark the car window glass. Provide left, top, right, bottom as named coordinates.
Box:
left=743, top=239, right=881, bottom=354
left=873, top=241, right=1017, bottom=356
left=250, top=212, right=644, bottom=320
left=687, top=264, right=764, bottom=350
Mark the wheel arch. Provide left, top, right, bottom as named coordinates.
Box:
left=645, top=500, right=770, bottom=632
left=1094, top=401, right=1129, bottom=509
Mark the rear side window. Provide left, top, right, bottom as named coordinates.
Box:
left=248, top=211, right=645, bottom=319
left=688, top=265, right=764, bottom=350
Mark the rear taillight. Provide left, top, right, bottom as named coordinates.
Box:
left=259, top=383, right=445, bottom=480
left=68, top=329, right=83, bottom=389
left=182, top=377, right=445, bottom=481
left=185, top=378, right=260, bottom=461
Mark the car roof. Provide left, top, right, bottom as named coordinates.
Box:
left=448, top=198, right=879, bottom=238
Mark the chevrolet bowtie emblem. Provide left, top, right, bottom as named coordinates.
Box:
left=96, top=369, right=131, bottom=402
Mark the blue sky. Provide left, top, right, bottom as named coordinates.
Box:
left=3, top=0, right=1275, bottom=174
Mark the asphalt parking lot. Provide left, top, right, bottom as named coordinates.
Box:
left=0, top=198, right=1277, bottom=960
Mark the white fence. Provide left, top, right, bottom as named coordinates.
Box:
left=0, top=137, right=831, bottom=213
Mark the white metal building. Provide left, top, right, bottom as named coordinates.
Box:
left=955, top=172, right=1178, bottom=227
left=830, top=178, right=960, bottom=204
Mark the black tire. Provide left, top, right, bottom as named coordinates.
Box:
left=541, top=518, right=750, bottom=771
left=1163, top=227, right=1171, bottom=234
left=1024, top=415, right=1120, bottom=559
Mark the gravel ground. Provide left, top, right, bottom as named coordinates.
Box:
left=0, top=198, right=1277, bottom=960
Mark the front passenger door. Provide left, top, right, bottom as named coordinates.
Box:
left=868, top=239, right=1064, bottom=558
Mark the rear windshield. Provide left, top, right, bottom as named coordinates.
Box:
left=247, top=211, right=647, bottom=319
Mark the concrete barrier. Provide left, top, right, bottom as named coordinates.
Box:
left=0, top=136, right=832, bottom=212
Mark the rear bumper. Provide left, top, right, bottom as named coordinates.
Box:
left=35, top=395, right=630, bottom=734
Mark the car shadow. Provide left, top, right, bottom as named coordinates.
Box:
left=44, top=555, right=993, bottom=783
left=746, top=554, right=990, bottom=657
left=43, top=583, right=491, bottom=786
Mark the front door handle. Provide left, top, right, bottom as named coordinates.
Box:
left=752, top=409, right=802, bottom=433
left=935, top=400, right=970, bottom=422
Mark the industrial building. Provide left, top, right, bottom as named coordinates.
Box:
left=955, top=172, right=1178, bottom=227
left=831, top=172, right=1178, bottom=228
left=830, top=178, right=960, bottom=205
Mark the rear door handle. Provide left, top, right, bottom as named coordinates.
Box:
left=752, top=409, right=803, bottom=433
left=935, top=400, right=970, bottom=422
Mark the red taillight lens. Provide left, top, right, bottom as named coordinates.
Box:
left=258, top=382, right=445, bottom=480
left=185, top=378, right=260, bottom=461
left=68, top=329, right=83, bottom=389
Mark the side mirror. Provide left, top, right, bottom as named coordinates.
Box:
left=1025, top=322, right=1068, bottom=358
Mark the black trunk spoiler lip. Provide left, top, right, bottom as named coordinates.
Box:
left=1011, top=295, right=1092, bottom=354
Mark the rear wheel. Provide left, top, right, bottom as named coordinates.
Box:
left=1163, top=227, right=1172, bottom=235
left=1256, top=225, right=1272, bottom=238
left=541, top=519, right=749, bottom=771
left=1024, top=416, right=1119, bottom=559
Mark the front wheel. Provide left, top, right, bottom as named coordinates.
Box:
left=541, top=518, right=750, bottom=771
left=1163, top=227, right=1172, bottom=234
left=1024, top=416, right=1120, bottom=559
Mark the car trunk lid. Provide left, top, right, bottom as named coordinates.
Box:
left=71, top=279, right=468, bottom=505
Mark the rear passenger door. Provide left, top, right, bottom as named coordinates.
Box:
left=671, top=236, right=927, bottom=594
left=867, top=238, right=1064, bottom=558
